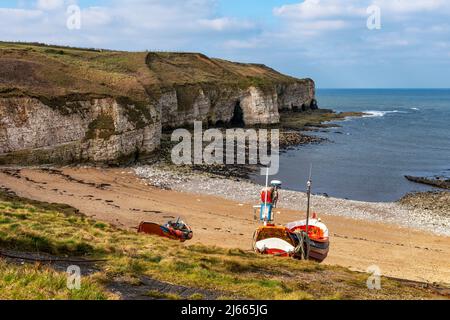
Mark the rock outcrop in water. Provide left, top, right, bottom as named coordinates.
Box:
left=405, top=175, right=450, bottom=190
left=0, top=43, right=317, bottom=164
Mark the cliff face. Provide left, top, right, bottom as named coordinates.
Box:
left=158, top=84, right=311, bottom=128
left=0, top=97, right=160, bottom=164
left=148, top=52, right=317, bottom=128
left=0, top=43, right=316, bottom=164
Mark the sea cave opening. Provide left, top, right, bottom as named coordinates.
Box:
left=230, top=101, right=245, bottom=127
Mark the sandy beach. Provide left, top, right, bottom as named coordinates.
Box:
left=0, top=166, right=449, bottom=285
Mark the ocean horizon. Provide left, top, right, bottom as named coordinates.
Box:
left=252, top=88, right=450, bottom=202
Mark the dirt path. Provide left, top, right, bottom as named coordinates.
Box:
left=1, top=167, right=449, bottom=285
left=0, top=249, right=218, bottom=300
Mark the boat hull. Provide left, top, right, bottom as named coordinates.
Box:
left=308, top=239, right=330, bottom=263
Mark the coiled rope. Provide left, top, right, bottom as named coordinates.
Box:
left=294, top=231, right=311, bottom=260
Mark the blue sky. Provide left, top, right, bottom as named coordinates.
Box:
left=1, top=0, right=450, bottom=88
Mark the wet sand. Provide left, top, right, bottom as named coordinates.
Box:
left=0, top=167, right=449, bottom=285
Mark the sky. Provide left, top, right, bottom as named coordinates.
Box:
left=1, top=0, right=450, bottom=88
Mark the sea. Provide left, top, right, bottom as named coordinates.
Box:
left=252, top=89, right=450, bottom=202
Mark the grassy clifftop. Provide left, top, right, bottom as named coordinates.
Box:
left=0, top=42, right=151, bottom=105
left=0, top=189, right=444, bottom=300
left=0, top=42, right=310, bottom=105
left=145, top=51, right=303, bottom=86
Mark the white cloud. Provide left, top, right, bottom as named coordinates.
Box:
left=0, top=8, right=44, bottom=37
left=291, top=19, right=348, bottom=31
left=274, top=0, right=365, bottom=20
left=36, top=0, right=65, bottom=11
left=198, top=18, right=256, bottom=32
left=81, top=7, right=113, bottom=28
left=223, top=38, right=266, bottom=49
left=373, top=0, right=447, bottom=14
left=0, top=0, right=258, bottom=50
left=272, top=0, right=366, bottom=35
left=0, top=8, right=43, bottom=19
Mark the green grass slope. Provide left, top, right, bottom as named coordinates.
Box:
left=0, top=42, right=310, bottom=107
left=0, top=189, right=445, bottom=300
left=0, top=42, right=152, bottom=106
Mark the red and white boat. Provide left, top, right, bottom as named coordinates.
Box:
left=253, top=225, right=298, bottom=257
left=286, top=218, right=330, bottom=262
left=252, top=171, right=330, bottom=262
left=253, top=218, right=330, bottom=262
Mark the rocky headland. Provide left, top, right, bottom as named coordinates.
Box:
left=0, top=42, right=319, bottom=166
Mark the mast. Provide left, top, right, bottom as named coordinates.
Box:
left=264, top=167, right=269, bottom=226
left=305, top=165, right=313, bottom=234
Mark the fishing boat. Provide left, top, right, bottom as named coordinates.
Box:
left=286, top=218, right=330, bottom=262
left=253, top=225, right=297, bottom=257
left=253, top=218, right=329, bottom=262
left=138, top=218, right=193, bottom=242
left=252, top=169, right=330, bottom=262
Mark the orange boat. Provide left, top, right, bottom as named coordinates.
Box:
left=252, top=172, right=330, bottom=262
left=253, top=225, right=297, bottom=257
left=286, top=219, right=330, bottom=262
left=253, top=219, right=329, bottom=262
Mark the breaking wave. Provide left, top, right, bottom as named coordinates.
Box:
left=362, top=110, right=407, bottom=118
